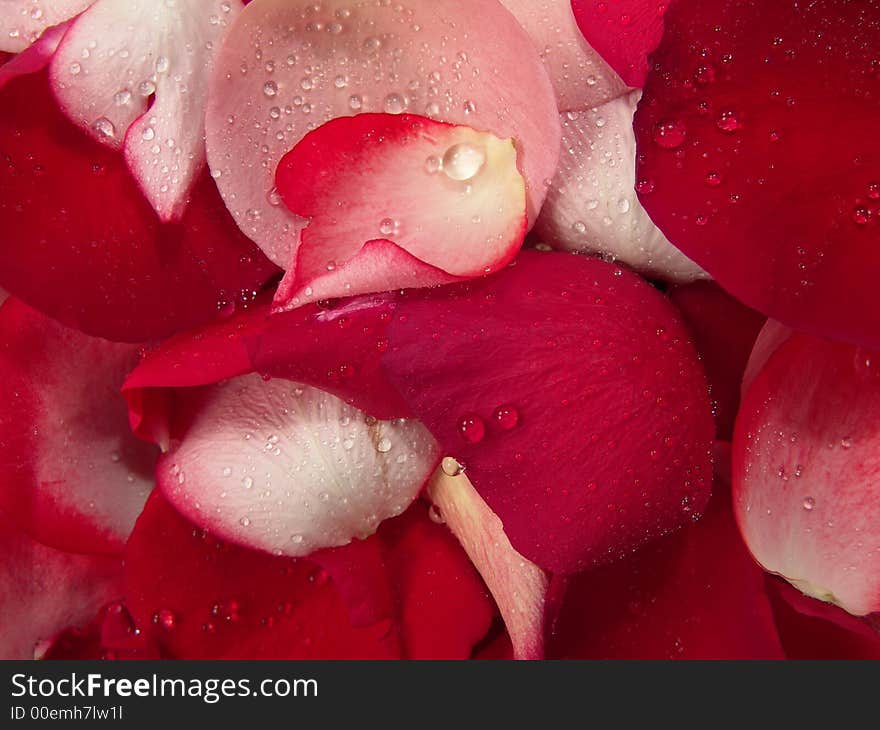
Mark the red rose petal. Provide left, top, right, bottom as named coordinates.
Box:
left=498, top=0, right=626, bottom=110
left=0, top=509, right=122, bottom=659
left=734, top=333, right=880, bottom=615
left=549, top=479, right=784, bottom=658
left=767, top=578, right=880, bottom=660
left=274, top=114, right=525, bottom=307
left=669, top=281, right=765, bottom=440
left=570, top=0, right=668, bottom=88
left=124, top=491, right=399, bottom=659
left=0, top=298, right=158, bottom=555
left=634, top=0, right=880, bottom=348
left=205, top=0, right=560, bottom=266
left=0, top=69, right=277, bottom=342
left=0, top=0, right=91, bottom=52
left=381, top=250, right=714, bottom=573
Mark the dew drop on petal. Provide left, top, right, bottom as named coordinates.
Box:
left=803, top=496, right=815, bottom=511
left=442, top=143, right=486, bottom=181
left=492, top=404, right=520, bottom=430
left=458, top=414, right=486, bottom=443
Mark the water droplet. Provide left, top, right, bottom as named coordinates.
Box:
left=376, top=436, right=392, bottom=453
left=69, top=62, right=81, bottom=75
left=151, top=608, right=176, bottom=631
left=378, top=218, right=398, bottom=236
left=636, top=178, right=655, bottom=194
left=138, top=80, right=156, bottom=97
left=114, top=89, right=132, bottom=106
left=492, top=404, right=520, bottom=430
left=383, top=93, right=406, bottom=114
left=239, top=516, right=251, bottom=527
left=92, top=117, right=116, bottom=140
left=441, top=456, right=464, bottom=476
left=572, top=221, right=587, bottom=235
left=221, top=466, right=232, bottom=477
left=458, top=414, right=486, bottom=443
left=853, top=206, right=871, bottom=226
left=242, top=476, right=254, bottom=489
left=291, top=534, right=304, bottom=544
left=652, top=119, right=687, bottom=149
left=155, top=56, right=169, bottom=74
left=803, top=496, right=815, bottom=511
left=424, top=155, right=441, bottom=174
left=715, top=109, right=742, bottom=133
left=705, top=171, right=722, bottom=186
left=348, top=94, right=363, bottom=111
left=442, top=143, right=486, bottom=181
left=263, top=80, right=278, bottom=97
left=142, top=127, right=155, bottom=141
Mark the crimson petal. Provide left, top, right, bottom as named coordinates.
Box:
left=381, top=251, right=714, bottom=573
left=634, top=0, right=880, bottom=348
left=0, top=70, right=277, bottom=342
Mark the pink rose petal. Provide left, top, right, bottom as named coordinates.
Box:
left=0, top=0, right=91, bottom=52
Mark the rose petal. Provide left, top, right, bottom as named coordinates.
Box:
left=0, top=509, right=122, bottom=659
left=49, top=0, right=242, bottom=220
left=0, top=0, right=91, bottom=52
left=740, top=319, right=793, bottom=399
left=669, top=281, right=765, bottom=440
left=0, top=69, right=277, bottom=342
left=549, top=479, right=784, bottom=659
left=381, top=250, right=714, bottom=573
left=570, top=0, right=667, bottom=88
left=426, top=466, right=549, bottom=660
left=498, top=0, right=626, bottom=110
left=205, top=0, right=560, bottom=266
left=273, top=113, right=526, bottom=307
left=536, top=91, right=705, bottom=282
left=124, top=491, right=398, bottom=659
left=767, top=577, right=880, bottom=660
left=734, top=333, right=880, bottom=615
left=634, top=0, right=880, bottom=348
left=0, top=16, right=66, bottom=86
left=157, top=373, right=439, bottom=557
left=0, top=298, right=157, bottom=555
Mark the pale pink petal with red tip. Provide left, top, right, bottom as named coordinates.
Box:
left=273, top=113, right=525, bottom=307
left=0, top=0, right=90, bottom=52
left=50, top=0, right=242, bottom=220
left=205, top=0, right=560, bottom=267
left=426, top=467, right=549, bottom=660
left=734, top=334, right=880, bottom=616
left=498, top=0, right=626, bottom=110
left=0, top=510, right=122, bottom=659
left=0, top=299, right=158, bottom=555
left=536, top=91, right=705, bottom=282
left=158, top=373, right=439, bottom=557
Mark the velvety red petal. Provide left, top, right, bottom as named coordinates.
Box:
left=669, top=281, right=765, bottom=441
left=205, top=0, right=560, bottom=265
left=381, top=250, right=714, bottom=573
left=549, top=480, right=784, bottom=659
left=570, top=0, right=667, bottom=87
left=0, top=509, right=122, bottom=659
left=124, top=491, right=399, bottom=659
left=0, top=298, right=157, bottom=555
left=0, top=69, right=277, bottom=342
left=734, top=333, right=880, bottom=616
left=634, top=0, right=880, bottom=348
left=273, top=114, right=525, bottom=307
left=498, top=0, right=627, bottom=110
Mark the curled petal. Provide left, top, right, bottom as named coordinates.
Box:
left=734, top=333, right=880, bottom=615
left=634, top=0, right=880, bottom=348
left=0, top=16, right=66, bottom=86
left=0, top=510, right=122, bottom=659
left=741, top=319, right=793, bottom=398
left=0, top=0, right=91, bottom=52
left=50, top=0, right=242, bottom=220
left=274, top=114, right=526, bottom=306
left=0, top=70, right=277, bottom=342
left=205, top=0, right=560, bottom=266
left=550, top=481, right=784, bottom=659
left=498, top=0, right=626, bottom=109
left=570, top=0, right=667, bottom=88
left=381, top=251, right=715, bottom=573
left=426, top=466, right=549, bottom=660
left=157, top=373, right=439, bottom=556
left=0, top=299, right=157, bottom=555
left=536, top=92, right=705, bottom=282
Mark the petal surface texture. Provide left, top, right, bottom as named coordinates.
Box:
left=634, top=0, right=880, bottom=348
left=158, top=373, right=439, bottom=556
left=49, top=0, right=243, bottom=220
left=205, top=0, right=560, bottom=267
left=734, top=333, right=880, bottom=616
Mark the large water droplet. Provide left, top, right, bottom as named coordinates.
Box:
left=458, top=414, right=486, bottom=443
left=652, top=120, right=687, bottom=149
left=442, top=143, right=486, bottom=181
left=492, top=404, right=520, bottom=430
